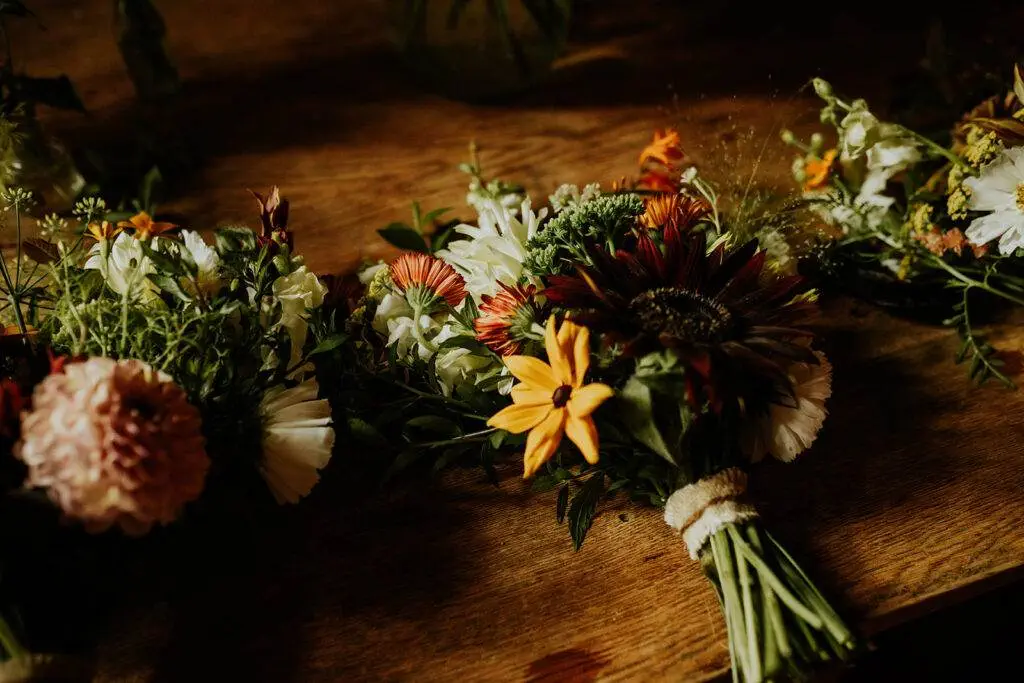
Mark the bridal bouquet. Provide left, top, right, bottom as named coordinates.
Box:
left=0, top=186, right=340, bottom=674
left=783, top=64, right=1024, bottom=386
left=348, top=134, right=856, bottom=681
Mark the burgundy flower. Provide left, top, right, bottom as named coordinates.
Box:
left=544, top=224, right=818, bottom=412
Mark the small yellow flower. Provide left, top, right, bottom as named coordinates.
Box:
left=86, top=221, right=122, bottom=241
left=487, top=316, right=614, bottom=478
left=117, top=212, right=178, bottom=240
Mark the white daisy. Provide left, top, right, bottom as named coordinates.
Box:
left=745, top=352, right=832, bottom=463
left=259, top=378, right=335, bottom=504
left=964, top=146, right=1024, bottom=255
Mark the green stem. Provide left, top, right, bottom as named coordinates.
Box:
left=0, top=613, right=26, bottom=659
left=711, top=530, right=749, bottom=678
left=728, top=526, right=823, bottom=629
left=736, top=537, right=761, bottom=683
left=709, top=534, right=743, bottom=683
left=931, top=256, right=1024, bottom=306
left=416, top=427, right=496, bottom=449
left=747, top=526, right=790, bottom=659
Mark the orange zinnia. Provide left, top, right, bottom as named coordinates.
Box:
left=802, top=149, right=838, bottom=192
left=389, top=252, right=467, bottom=309
left=118, top=212, right=178, bottom=240
left=487, top=317, right=614, bottom=478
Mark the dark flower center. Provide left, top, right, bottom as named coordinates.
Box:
left=629, top=287, right=733, bottom=344
left=551, top=385, right=573, bottom=408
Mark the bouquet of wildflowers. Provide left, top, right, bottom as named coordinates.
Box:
left=783, top=65, right=1024, bottom=386
left=0, top=186, right=341, bottom=675
left=348, top=134, right=856, bottom=681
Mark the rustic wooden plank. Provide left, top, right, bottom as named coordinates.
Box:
left=7, top=1, right=1024, bottom=681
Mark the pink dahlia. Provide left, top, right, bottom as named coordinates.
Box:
left=16, top=357, right=209, bottom=535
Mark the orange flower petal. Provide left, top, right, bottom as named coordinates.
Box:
left=571, top=324, right=591, bottom=386
left=522, top=408, right=566, bottom=478
left=487, top=402, right=552, bottom=434
left=545, top=316, right=574, bottom=386
left=510, top=384, right=552, bottom=406
left=504, top=356, right=558, bottom=392
left=565, top=415, right=600, bottom=465
left=567, top=383, right=614, bottom=419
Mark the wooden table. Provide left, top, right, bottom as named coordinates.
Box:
left=10, top=1, right=1024, bottom=681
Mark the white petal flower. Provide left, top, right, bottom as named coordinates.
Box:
left=180, top=230, right=222, bottom=295
left=964, top=146, right=1024, bottom=254
left=437, top=197, right=547, bottom=299
left=259, top=378, right=335, bottom=504
left=432, top=322, right=504, bottom=395
left=271, top=266, right=328, bottom=369
left=746, top=352, right=832, bottom=463
left=84, top=232, right=160, bottom=302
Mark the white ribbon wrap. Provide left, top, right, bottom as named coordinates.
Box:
left=663, top=467, right=759, bottom=560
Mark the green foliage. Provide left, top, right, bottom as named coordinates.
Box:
left=567, top=471, right=604, bottom=550
left=377, top=201, right=459, bottom=254
left=524, top=192, right=644, bottom=275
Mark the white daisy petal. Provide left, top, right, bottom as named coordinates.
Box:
left=764, top=352, right=832, bottom=463
left=965, top=210, right=1024, bottom=250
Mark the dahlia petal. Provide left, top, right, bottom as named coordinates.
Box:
left=565, top=415, right=600, bottom=465
left=522, top=409, right=566, bottom=478
left=504, top=356, right=559, bottom=391
left=567, top=383, right=614, bottom=418
left=488, top=402, right=552, bottom=434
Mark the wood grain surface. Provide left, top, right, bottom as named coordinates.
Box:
left=7, top=1, right=1024, bottom=681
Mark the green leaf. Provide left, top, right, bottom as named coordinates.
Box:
left=22, top=237, right=59, bottom=264
left=215, top=226, right=258, bottom=253
left=428, top=220, right=461, bottom=254
left=308, top=333, right=348, bottom=356
left=617, top=376, right=676, bottom=464
left=404, top=415, right=462, bottom=438
left=382, top=448, right=426, bottom=483
left=378, top=223, right=429, bottom=253
left=433, top=447, right=467, bottom=472
left=568, top=473, right=605, bottom=550
left=555, top=484, right=570, bottom=524
left=139, top=241, right=186, bottom=276
left=489, top=429, right=508, bottom=449
left=531, top=474, right=557, bottom=492
left=348, top=417, right=388, bottom=448
left=13, top=75, right=86, bottom=112
left=148, top=274, right=191, bottom=302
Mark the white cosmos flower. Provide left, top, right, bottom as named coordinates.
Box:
left=84, top=232, right=160, bottom=303
left=746, top=352, right=832, bottom=463
left=180, top=230, right=222, bottom=296
left=437, top=197, right=547, bottom=299
left=259, top=378, right=335, bottom=504
left=964, top=146, right=1024, bottom=255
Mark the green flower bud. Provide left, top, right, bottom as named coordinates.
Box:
left=780, top=129, right=796, bottom=145
left=810, top=132, right=824, bottom=151
left=812, top=78, right=833, bottom=99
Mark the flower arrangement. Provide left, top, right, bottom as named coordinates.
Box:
left=347, top=134, right=856, bottom=681
left=0, top=186, right=340, bottom=670
left=783, top=64, right=1024, bottom=386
